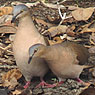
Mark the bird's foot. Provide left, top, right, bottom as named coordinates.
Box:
left=24, top=81, right=31, bottom=89
left=76, top=78, right=90, bottom=86
left=35, top=80, right=54, bottom=88
left=45, top=81, right=64, bottom=88
left=76, top=78, right=84, bottom=83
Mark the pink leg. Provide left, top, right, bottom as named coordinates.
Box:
left=36, top=78, right=64, bottom=88
left=76, top=78, right=90, bottom=86
left=45, top=81, right=64, bottom=88
left=35, top=78, right=53, bottom=88
left=24, top=81, right=31, bottom=89
left=76, top=78, right=84, bottom=83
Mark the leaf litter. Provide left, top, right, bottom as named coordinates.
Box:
left=0, top=0, right=95, bottom=95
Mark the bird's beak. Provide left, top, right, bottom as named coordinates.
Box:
left=11, top=11, right=22, bottom=23
left=28, top=49, right=38, bottom=64
left=28, top=56, right=33, bottom=64
left=11, top=15, right=17, bottom=23
left=28, top=52, right=35, bottom=64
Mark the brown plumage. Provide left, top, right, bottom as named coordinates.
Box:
left=28, top=41, right=90, bottom=87
left=11, top=4, right=50, bottom=88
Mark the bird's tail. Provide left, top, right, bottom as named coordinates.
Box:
left=83, top=65, right=95, bottom=69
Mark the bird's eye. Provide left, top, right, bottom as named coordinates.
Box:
left=21, top=10, right=24, bottom=13
left=34, top=48, right=38, bottom=53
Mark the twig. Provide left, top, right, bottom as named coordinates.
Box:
left=0, top=65, right=17, bottom=69
left=57, top=2, right=72, bottom=25
left=57, top=2, right=66, bottom=25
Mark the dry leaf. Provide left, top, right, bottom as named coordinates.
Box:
left=60, top=34, right=75, bottom=41
left=72, top=7, right=94, bottom=21
left=2, top=69, right=22, bottom=89
left=35, top=18, right=54, bottom=27
left=43, top=25, right=68, bottom=37
left=89, top=33, right=95, bottom=45
left=2, top=69, right=22, bottom=81
left=0, top=7, right=13, bottom=16
left=67, top=5, right=79, bottom=11
left=3, top=77, right=18, bottom=89
left=48, top=40, right=63, bottom=45
left=12, top=90, right=22, bottom=95
left=66, top=25, right=75, bottom=36
left=80, top=28, right=95, bottom=34
left=89, top=46, right=95, bottom=54
left=41, top=1, right=65, bottom=9
left=0, top=25, right=17, bottom=34
left=9, top=34, right=16, bottom=42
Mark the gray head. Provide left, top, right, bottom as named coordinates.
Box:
left=11, top=4, right=29, bottom=23
left=28, top=44, right=45, bottom=64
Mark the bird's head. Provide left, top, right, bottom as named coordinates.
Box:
left=11, top=4, right=29, bottom=23
left=28, top=44, right=46, bottom=64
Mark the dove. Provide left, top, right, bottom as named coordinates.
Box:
left=28, top=41, right=91, bottom=87
left=11, top=4, right=50, bottom=88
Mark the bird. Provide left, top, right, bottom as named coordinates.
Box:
left=11, top=4, right=50, bottom=88
left=28, top=41, right=91, bottom=87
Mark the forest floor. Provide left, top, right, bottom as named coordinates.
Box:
left=0, top=0, right=95, bottom=95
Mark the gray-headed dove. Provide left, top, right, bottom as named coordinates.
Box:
left=28, top=41, right=91, bottom=87
left=11, top=4, right=50, bottom=88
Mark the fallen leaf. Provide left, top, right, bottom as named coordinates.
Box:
left=66, top=5, right=79, bottom=11
left=72, top=7, right=94, bottom=21
left=89, top=46, right=95, bottom=54
left=43, top=25, right=68, bottom=37
left=0, top=25, right=17, bottom=34
left=35, top=18, right=54, bottom=27
left=89, top=33, right=95, bottom=45
left=91, top=68, right=95, bottom=77
left=2, top=69, right=22, bottom=81
left=53, top=36, right=63, bottom=41
left=66, top=25, right=76, bottom=36
left=9, top=34, right=16, bottom=42
left=3, top=77, right=18, bottom=89
left=12, top=90, right=22, bottom=95
left=48, top=40, right=63, bottom=45
left=80, top=28, right=95, bottom=34
left=41, top=1, right=65, bottom=9
left=0, top=7, right=13, bottom=16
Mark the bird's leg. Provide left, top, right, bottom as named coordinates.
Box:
left=24, top=81, right=31, bottom=89
left=35, top=78, right=56, bottom=88
left=76, top=78, right=84, bottom=83
left=44, top=81, right=64, bottom=88
left=75, top=78, right=90, bottom=86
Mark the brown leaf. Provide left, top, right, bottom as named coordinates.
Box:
left=80, top=28, right=95, bottom=34
left=3, top=77, right=18, bottom=89
left=48, top=39, right=63, bottom=45
left=89, top=33, right=95, bottom=45
left=0, top=25, right=17, bottom=34
left=0, top=7, right=13, bottom=16
left=44, top=25, right=68, bottom=37
left=66, top=25, right=76, bottom=36
left=2, top=69, right=22, bottom=81
left=12, top=89, right=22, bottom=95
left=35, top=18, right=54, bottom=27
left=72, top=7, right=94, bottom=21
left=89, top=46, right=95, bottom=54
left=67, top=5, right=79, bottom=11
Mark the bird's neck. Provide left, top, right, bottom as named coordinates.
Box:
left=18, top=14, right=39, bottom=35
left=41, top=46, right=54, bottom=60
